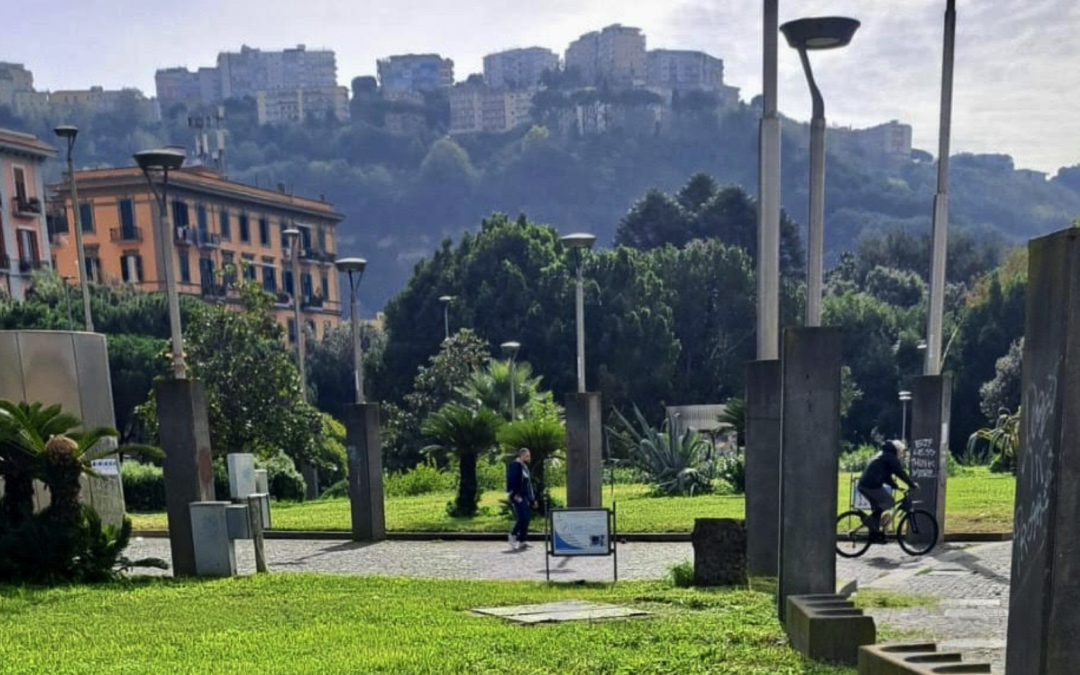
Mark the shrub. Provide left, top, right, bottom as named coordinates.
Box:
left=321, top=479, right=349, bottom=499
left=840, top=444, right=879, bottom=473
left=717, top=450, right=746, bottom=494
left=260, top=452, right=307, bottom=502
left=384, top=461, right=454, bottom=498
left=609, top=406, right=715, bottom=497
left=669, top=560, right=695, bottom=588
left=122, top=462, right=167, bottom=511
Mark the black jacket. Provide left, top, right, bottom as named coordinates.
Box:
left=506, top=460, right=534, bottom=502
left=858, top=451, right=914, bottom=491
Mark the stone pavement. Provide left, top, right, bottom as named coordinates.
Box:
left=127, top=537, right=1010, bottom=672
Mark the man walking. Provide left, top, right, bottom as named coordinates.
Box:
left=506, top=447, right=537, bottom=550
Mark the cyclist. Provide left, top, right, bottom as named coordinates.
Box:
left=857, top=439, right=918, bottom=543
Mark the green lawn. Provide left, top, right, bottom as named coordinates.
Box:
left=129, top=468, right=1016, bottom=534
left=0, top=576, right=852, bottom=675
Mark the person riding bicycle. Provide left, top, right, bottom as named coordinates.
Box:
left=857, top=439, right=918, bottom=543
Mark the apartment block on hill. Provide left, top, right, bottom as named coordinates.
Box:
left=377, top=54, right=454, bottom=94
left=483, top=47, right=558, bottom=89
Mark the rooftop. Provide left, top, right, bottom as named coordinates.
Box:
left=0, top=127, right=57, bottom=158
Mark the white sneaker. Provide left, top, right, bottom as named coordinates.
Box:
left=509, top=534, right=518, bottom=550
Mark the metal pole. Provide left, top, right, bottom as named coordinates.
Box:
left=575, top=260, right=586, bottom=393
left=444, top=303, right=450, bottom=341
left=925, top=0, right=956, bottom=376
left=66, top=144, right=93, bottom=332
left=62, top=277, right=74, bottom=331
left=349, top=272, right=365, bottom=404
left=290, top=232, right=307, bottom=402
left=901, top=401, right=908, bottom=443
left=509, top=356, right=517, bottom=420
left=799, top=48, right=826, bottom=327
left=157, top=172, right=186, bottom=378
left=757, top=0, right=781, bottom=359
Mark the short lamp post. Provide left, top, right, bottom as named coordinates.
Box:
left=501, top=341, right=521, bottom=420
left=134, top=147, right=187, bottom=378
left=439, top=295, right=454, bottom=341
left=283, top=227, right=307, bottom=401
left=336, top=257, right=368, bottom=404
left=780, top=16, right=860, bottom=327
left=560, top=233, right=596, bottom=393
left=55, top=124, right=93, bottom=332
left=899, top=390, right=913, bottom=444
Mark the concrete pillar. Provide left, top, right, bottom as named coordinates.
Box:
left=345, top=402, right=385, bottom=542
left=227, top=453, right=256, bottom=500
left=745, top=359, right=782, bottom=577
left=156, top=378, right=215, bottom=577
left=1006, top=228, right=1080, bottom=675
left=565, top=392, right=603, bottom=508
left=189, top=501, right=236, bottom=577
left=908, top=375, right=951, bottom=547
left=777, top=327, right=842, bottom=620
left=255, top=469, right=269, bottom=495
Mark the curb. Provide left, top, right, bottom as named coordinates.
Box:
left=132, top=529, right=1012, bottom=543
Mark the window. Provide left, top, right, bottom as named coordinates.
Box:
left=12, top=167, right=27, bottom=203
left=301, top=272, right=313, bottom=300
left=222, top=251, right=236, bottom=284
left=262, top=263, right=276, bottom=293
left=239, top=214, right=250, bottom=242
left=287, top=319, right=297, bottom=344
left=179, top=252, right=190, bottom=283
left=317, top=227, right=327, bottom=251
left=220, top=209, right=231, bottom=240
left=16, top=229, right=40, bottom=267
left=283, top=269, right=295, bottom=295
left=78, top=203, right=94, bottom=233
left=242, top=256, right=256, bottom=280
left=259, top=217, right=270, bottom=246
left=321, top=274, right=329, bottom=299
left=120, top=252, right=143, bottom=283
left=118, top=199, right=136, bottom=238
left=85, top=254, right=102, bottom=283
left=199, top=257, right=215, bottom=291
left=171, top=199, right=190, bottom=228
left=197, top=204, right=208, bottom=232
left=300, top=227, right=312, bottom=250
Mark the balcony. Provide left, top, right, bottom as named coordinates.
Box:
left=110, top=227, right=143, bottom=242
left=275, top=291, right=292, bottom=306
left=299, top=248, right=336, bottom=265
left=17, top=258, right=44, bottom=273
left=301, top=294, right=324, bottom=310
left=174, top=226, right=196, bottom=246
left=12, top=197, right=42, bottom=218
left=196, top=230, right=221, bottom=249
left=0, top=254, right=9, bottom=271
left=202, top=284, right=230, bottom=300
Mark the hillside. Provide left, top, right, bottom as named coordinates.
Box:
left=3, top=97, right=1079, bottom=309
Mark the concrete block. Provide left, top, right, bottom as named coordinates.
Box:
left=777, top=328, right=842, bottom=620
left=255, top=469, right=269, bottom=494
left=227, top=453, right=256, bottom=500
left=691, top=518, right=747, bottom=587
left=565, top=392, right=602, bottom=508
left=226, top=504, right=251, bottom=539
left=786, top=594, right=875, bottom=666
left=189, top=501, right=236, bottom=577
left=858, top=643, right=991, bottom=674
left=909, top=375, right=951, bottom=547
left=344, top=403, right=385, bottom=542
left=249, top=493, right=271, bottom=529
left=745, top=359, right=781, bottom=577
left=156, top=378, right=216, bottom=577
left=1007, top=228, right=1080, bottom=675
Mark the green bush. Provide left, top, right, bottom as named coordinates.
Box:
left=718, top=451, right=746, bottom=494
left=384, top=461, right=454, bottom=498
left=260, top=452, right=307, bottom=502
left=668, top=559, right=695, bottom=588
left=121, top=462, right=166, bottom=512
left=321, top=479, right=349, bottom=499
left=609, top=406, right=716, bottom=497
left=477, top=457, right=506, bottom=492
left=839, top=444, right=878, bottom=473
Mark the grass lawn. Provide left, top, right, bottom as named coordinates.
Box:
left=0, top=576, right=852, bottom=675
left=129, top=468, right=1016, bottom=535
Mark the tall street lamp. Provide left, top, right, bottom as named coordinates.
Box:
left=284, top=227, right=307, bottom=401
left=501, top=341, right=521, bottom=420
left=438, top=295, right=454, bottom=341
left=780, top=16, right=860, bottom=327
left=561, top=232, right=596, bottom=393
left=61, top=276, right=74, bottom=331
left=757, top=0, right=781, bottom=360
left=55, top=124, right=93, bottom=332
left=899, top=390, right=913, bottom=443
left=336, top=257, right=368, bottom=404
left=135, top=147, right=187, bottom=378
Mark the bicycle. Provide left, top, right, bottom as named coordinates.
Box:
left=836, top=488, right=939, bottom=558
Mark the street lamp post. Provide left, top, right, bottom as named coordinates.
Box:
left=758, top=0, right=781, bottom=359
left=55, top=125, right=93, bottom=332
left=438, top=295, right=454, bottom=341
left=780, top=16, right=860, bottom=327
left=134, top=147, right=187, bottom=378
left=501, top=341, right=521, bottom=420
left=61, top=276, right=74, bottom=331
left=283, top=228, right=307, bottom=401
left=336, top=258, right=368, bottom=404
left=899, top=390, right=913, bottom=444
left=561, top=233, right=596, bottom=393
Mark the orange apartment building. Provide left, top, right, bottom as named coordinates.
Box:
left=0, top=128, right=56, bottom=300
left=50, top=165, right=343, bottom=341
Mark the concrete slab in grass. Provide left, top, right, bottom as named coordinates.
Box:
left=472, top=600, right=649, bottom=624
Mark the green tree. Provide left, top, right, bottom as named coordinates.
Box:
left=421, top=404, right=502, bottom=517
left=979, top=338, right=1023, bottom=421
left=457, top=360, right=555, bottom=422
left=307, top=321, right=386, bottom=419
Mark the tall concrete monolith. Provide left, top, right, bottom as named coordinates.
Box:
left=566, top=392, right=602, bottom=508
left=1006, top=228, right=1080, bottom=675
left=156, top=378, right=215, bottom=577
left=777, top=327, right=842, bottom=620
left=908, top=374, right=951, bottom=547
left=745, top=359, right=782, bottom=577
left=344, top=402, right=385, bottom=542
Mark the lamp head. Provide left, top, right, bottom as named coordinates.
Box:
left=53, top=124, right=78, bottom=140
left=501, top=341, right=521, bottom=358
left=899, top=390, right=913, bottom=402
left=438, top=295, right=454, bottom=304
left=780, top=16, right=860, bottom=50
left=560, top=232, right=597, bottom=251
left=134, top=147, right=186, bottom=172
left=283, top=227, right=301, bottom=240
left=335, top=257, right=367, bottom=275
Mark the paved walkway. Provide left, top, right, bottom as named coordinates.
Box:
left=127, top=537, right=1010, bottom=673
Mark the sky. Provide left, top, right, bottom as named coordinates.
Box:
left=4, top=0, right=1078, bottom=173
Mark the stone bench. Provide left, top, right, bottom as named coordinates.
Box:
left=858, top=643, right=991, bottom=674
left=785, top=594, right=876, bottom=666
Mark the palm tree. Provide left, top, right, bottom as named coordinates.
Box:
left=422, top=404, right=502, bottom=517
left=719, top=398, right=746, bottom=448
left=497, top=417, right=565, bottom=511
left=457, top=360, right=552, bottom=421
left=967, top=407, right=1020, bottom=473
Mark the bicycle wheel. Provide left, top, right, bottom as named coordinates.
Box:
left=897, top=509, right=940, bottom=556
left=836, top=510, right=872, bottom=558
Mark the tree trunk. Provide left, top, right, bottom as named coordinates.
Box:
left=0, top=465, right=36, bottom=529
left=456, top=451, right=479, bottom=517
